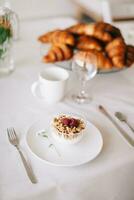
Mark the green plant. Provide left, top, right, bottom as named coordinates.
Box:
left=0, top=26, right=12, bottom=59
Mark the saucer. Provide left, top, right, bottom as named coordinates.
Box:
left=26, top=118, right=103, bottom=167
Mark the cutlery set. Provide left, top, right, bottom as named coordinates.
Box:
left=115, top=112, right=134, bottom=133
left=99, top=105, right=134, bottom=147
left=7, top=106, right=134, bottom=183
left=7, top=127, right=37, bottom=184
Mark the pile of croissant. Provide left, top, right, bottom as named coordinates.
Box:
left=38, top=22, right=134, bottom=70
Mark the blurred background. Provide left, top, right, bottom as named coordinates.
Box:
left=1, top=0, right=134, bottom=43
left=4, top=0, right=134, bottom=21
left=4, top=0, right=134, bottom=22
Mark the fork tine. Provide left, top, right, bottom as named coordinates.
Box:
left=11, top=128, right=15, bottom=140
left=7, top=128, right=12, bottom=142
left=7, top=128, right=10, bottom=137
left=11, top=127, right=18, bottom=142
left=12, top=127, right=17, bottom=138
left=7, top=127, right=19, bottom=146
left=7, top=128, right=16, bottom=143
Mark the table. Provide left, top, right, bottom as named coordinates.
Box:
left=0, top=17, right=134, bottom=200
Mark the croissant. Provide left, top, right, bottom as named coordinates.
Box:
left=74, top=50, right=113, bottom=70
left=43, top=44, right=73, bottom=63
left=126, top=45, right=134, bottom=67
left=38, top=30, right=75, bottom=46
left=67, top=22, right=122, bottom=42
left=66, top=23, right=88, bottom=35
left=76, top=35, right=103, bottom=51
left=38, top=30, right=57, bottom=43
left=95, top=22, right=122, bottom=38
left=105, top=37, right=126, bottom=68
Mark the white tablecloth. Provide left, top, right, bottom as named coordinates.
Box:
left=0, top=17, right=134, bottom=200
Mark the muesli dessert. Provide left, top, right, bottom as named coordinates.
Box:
left=51, top=114, right=86, bottom=144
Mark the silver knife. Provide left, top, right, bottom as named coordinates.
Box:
left=98, top=105, right=134, bottom=147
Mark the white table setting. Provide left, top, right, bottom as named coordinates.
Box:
left=0, top=14, right=134, bottom=200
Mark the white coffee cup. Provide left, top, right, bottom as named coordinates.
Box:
left=38, top=66, right=69, bottom=103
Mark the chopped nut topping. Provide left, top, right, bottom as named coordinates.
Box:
left=53, top=115, right=85, bottom=139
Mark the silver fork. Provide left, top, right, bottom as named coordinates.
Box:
left=7, top=127, right=37, bottom=184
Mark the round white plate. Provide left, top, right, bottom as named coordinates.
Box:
left=55, top=60, right=126, bottom=74
left=26, top=119, right=103, bottom=167
left=41, top=44, right=127, bottom=74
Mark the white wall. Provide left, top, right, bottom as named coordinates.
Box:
left=72, top=0, right=134, bottom=21
left=8, top=0, right=78, bottom=20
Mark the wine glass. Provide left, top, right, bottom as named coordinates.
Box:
left=72, top=53, right=97, bottom=104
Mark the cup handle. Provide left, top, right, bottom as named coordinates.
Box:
left=31, top=81, right=45, bottom=100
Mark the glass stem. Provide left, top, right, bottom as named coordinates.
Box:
left=79, top=79, right=87, bottom=96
